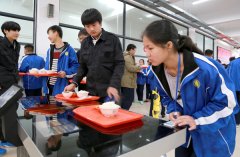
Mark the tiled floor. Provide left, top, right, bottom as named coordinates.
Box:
left=2, top=101, right=239, bottom=157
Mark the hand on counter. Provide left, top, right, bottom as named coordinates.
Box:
left=58, top=71, right=66, bottom=78
left=107, top=87, right=120, bottom=102
left=174, top=115, right=197, bottom=131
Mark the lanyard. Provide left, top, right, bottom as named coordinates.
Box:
left=174, top=53, right=181, bottom=118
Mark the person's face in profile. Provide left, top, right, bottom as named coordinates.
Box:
left=78, top=35, right=88, bottom=44
left=130, top=48, right=136, bottom=56
left=139, top=59, right=144, bottom=66
left=48, top=30, right=59, bottom=43
left=4, top=29, right=20, bottom=41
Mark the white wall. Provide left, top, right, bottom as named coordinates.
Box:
left=36, top=0, right=60, bottom=59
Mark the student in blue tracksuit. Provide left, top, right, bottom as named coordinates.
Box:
left=43, top=25, right=79, bottom=96
left=136, top=59, right=146, bottom=104
left=142, top=20, right=239, bottom=157
left=19, top=44, right=45, bottom=96
left=227, top=58, right=240, bottom=125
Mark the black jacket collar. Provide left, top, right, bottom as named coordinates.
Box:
left=87, top=29, right=107, bottom=44
left=152, top=50, right=199, bottom=98
left=1, top=37, right=19, bottom=48
left=49, top=42, right=69, bottom=52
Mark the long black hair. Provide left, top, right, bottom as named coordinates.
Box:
left=142, top=20, right=203, bottom=55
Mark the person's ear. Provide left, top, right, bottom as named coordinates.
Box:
left=166, top=41, right=174, bottom=49
left=3, top=29, right=8, bottom=35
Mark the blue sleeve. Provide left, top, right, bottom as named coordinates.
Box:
left=41, top=58, right=45, bottom=69
left=155, top=82, right=183, bottom=114
left=192, top=64, right=238, bottom=133
left=45, top=49, right=50, bottom=70
left=65, top=48, right=79, bottom=75
left=19, top=57, right=29, bottom=72
left=161, top=94, right=183, bottom=114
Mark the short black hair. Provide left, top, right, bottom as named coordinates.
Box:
left=1, top=21, right=21, bottom=36
left=78, top=28, right=89, bottom=37
left=81, top=8, right=102, bottom=26
left=229, top=56, right=236, bottom=62
left=126, top=44, right=136, bottom=51
left=47, top=25, right=63, bottom=38
left=24, top=44, right=34, bottom=52
left=205, top=49, right=213, bottom=56
left=142, top=20, right=203, bottom=55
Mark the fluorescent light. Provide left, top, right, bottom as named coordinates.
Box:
left=98, top=0, right=133, bottom=17
left=192, top=0, right=210, bottom=5
left=146, top=14, right=153, bottom=18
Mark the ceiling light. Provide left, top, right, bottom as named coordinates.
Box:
left=192, top=0, right=211, bottom=5
left=146, top=14, right=153, bottom=18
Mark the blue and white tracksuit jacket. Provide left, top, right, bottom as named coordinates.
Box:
left=227, top=58, right=240, bottom=92
left=43, top=43, right=79, bottom=96
left=149, top=51, right=239, bottom=157
left=19, top=54, right=45, bottom=89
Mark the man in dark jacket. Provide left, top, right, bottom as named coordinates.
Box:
left=76, top=28, right=89, bottom=91
left=65, top=8, right=124, bottom=102
left=0, top=21, right=22, bottom=149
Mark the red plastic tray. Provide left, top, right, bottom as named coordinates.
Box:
left=55, top=94, right=100, bottom=102
left=26, top=104, right=65, bottom=115
left=74, top=114, right=143, bottom=135
left=69, top=79, right=86, bottom=84
left=73, top=105, right=144, bottom=128
left=19, top=72, right=26, bottom=76
left=18, top=72, right=58, bottom=77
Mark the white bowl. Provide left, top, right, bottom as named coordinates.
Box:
left=99, top=102, right=120, bottom=117
left=29, top=68, right=39, bottom=74
left=46, top=70, right=56, bottom=74
left=77, top=90, right=89, bottom=98
left=62, top=91, right=74, bottom=98
left=39, top=69, right=47, bottom=74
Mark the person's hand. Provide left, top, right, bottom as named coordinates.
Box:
left=107, top=87, right=120, bottom=102
left=64, top=83, right=76, bottom=92
left=174, top=115, right=197, bottom=131
left=58, top=71, right=66, bottom=78
left=169, top=112, right=181, bottom=122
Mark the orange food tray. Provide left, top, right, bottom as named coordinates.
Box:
left=55, top=94, right=100, bottom=103
left=74, top=114, right=143, bottom=135
left=26, top=104, right=64, bottom=115
left=28, top=73, right=58, bottom=77
left=69, top=79, right=86, bottom=84
left=73, top=105, right=144, bottom=128
left=19, top=72, right=26, bottom=76
left=18, top=72, right=58, bottom=77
